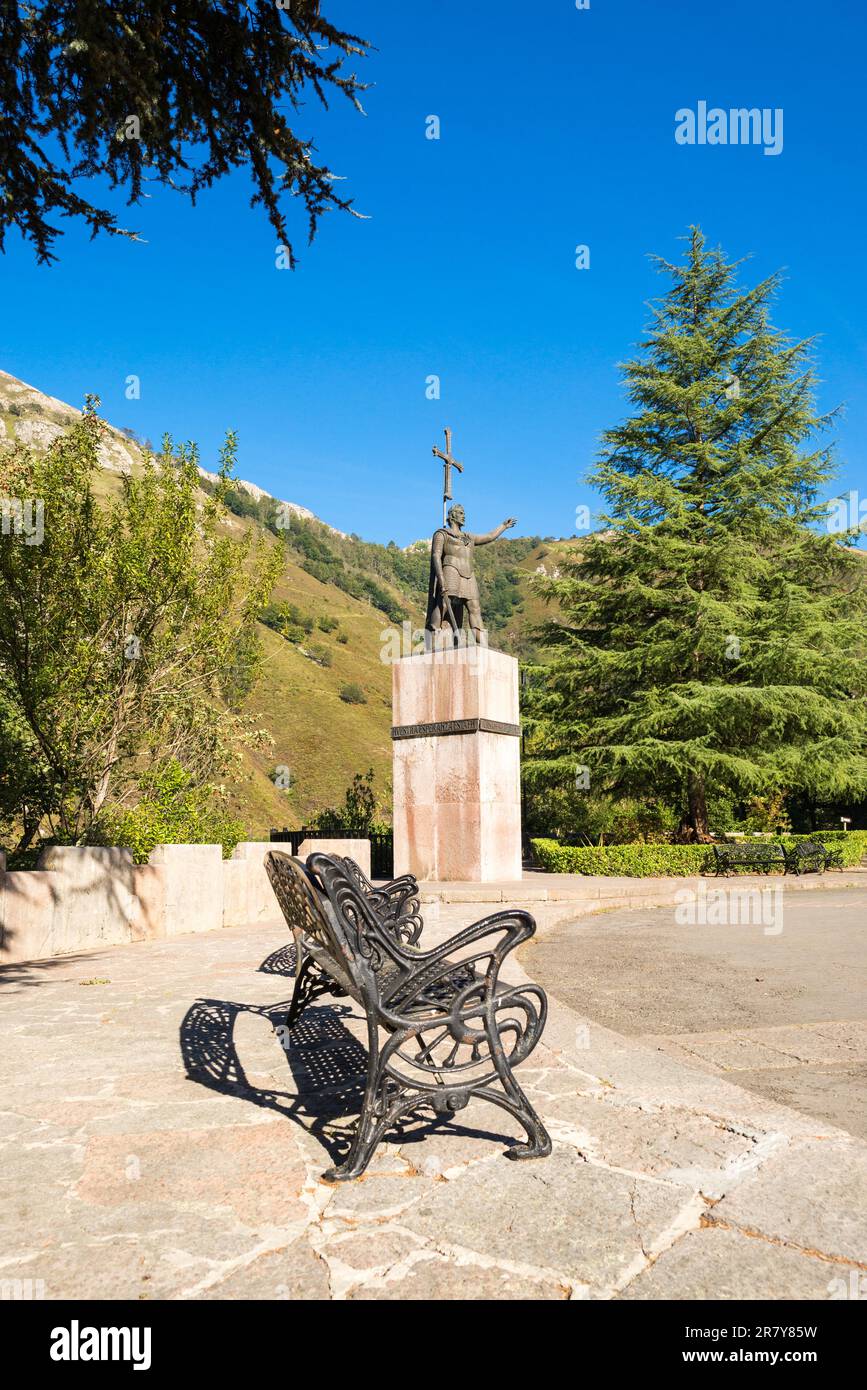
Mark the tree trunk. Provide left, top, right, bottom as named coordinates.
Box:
left=688, top=770, right=710, bottom=840
left=14, top=810, right=40, bottom=856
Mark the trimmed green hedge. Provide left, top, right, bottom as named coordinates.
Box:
left=530, top=832, right=867, bottom=877
left=530, top=839, right=713, bottom=877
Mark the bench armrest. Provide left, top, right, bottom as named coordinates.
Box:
left=379, top=909, right=535, bottom=1015
left=406, top=907, right=533, bottom=963
left=375, top=910, right=546, bottom=1084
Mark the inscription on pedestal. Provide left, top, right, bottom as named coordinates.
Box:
left=391, top=717, right=521, bottom=741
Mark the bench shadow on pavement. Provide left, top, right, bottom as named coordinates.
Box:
left=179, top=943, right=518, bottom=1171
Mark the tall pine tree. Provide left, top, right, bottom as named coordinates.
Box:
left=527, top=228, right=867, bottom=838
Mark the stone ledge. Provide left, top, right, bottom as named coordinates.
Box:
left=416, top=868, right=867, bottom=909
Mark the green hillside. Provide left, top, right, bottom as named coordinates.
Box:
left=0, top=370, right=569, bottom=836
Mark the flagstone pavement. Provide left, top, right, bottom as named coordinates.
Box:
left=2, top=890, right=866, bottom=1301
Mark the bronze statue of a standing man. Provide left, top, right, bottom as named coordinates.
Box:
left=425, top=502, right=517, bottom=642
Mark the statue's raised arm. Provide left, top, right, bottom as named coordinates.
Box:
left=470, top=517, right=518, bottom=546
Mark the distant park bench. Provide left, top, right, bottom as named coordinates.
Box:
left=783, top=839, right=844, bottom=875
left=265, top=850, right=551, bottom=1182
left=714, top=839, right=844, bottom=876
left=713, top=842, right=787, bottom=876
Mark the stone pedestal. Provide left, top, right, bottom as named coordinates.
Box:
left=392, top=645, right=522, bottom=881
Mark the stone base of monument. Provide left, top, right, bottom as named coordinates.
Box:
left=391, top=644, right=522, bottom=881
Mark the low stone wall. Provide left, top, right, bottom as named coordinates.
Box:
left=296, top=837, right=371, bottom=879
left=0, top=838, right=370, bottom=966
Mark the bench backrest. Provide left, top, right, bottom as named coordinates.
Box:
left=790, top=839, right=824, bottom=856
left=716, top=843, right=785, bottom=862
left=306, top=852, right=412, bottom=992
left=265, top=851, right=359, bottom=997
left=339, top=856, right=377, bottom=895
left=265, top=850, right=410, bottom=1006
left=339, top=856, right=423, bottom=945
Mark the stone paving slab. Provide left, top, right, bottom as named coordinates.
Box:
left=1, top=912, right=865, bottom=1301
left=646, top=1021, right=867, bottom=1073
left=727, top=1065, right=867, bottom=1141
left=620, top=1226, right=848, bottom=1301
left=709, top=1138, right=867, bottom=1266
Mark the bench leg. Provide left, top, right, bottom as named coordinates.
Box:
left=321, top=998, right=552, bottom=1181
left=285, top=955, right=335, bottom=1032
left=487, top=1021, right=552, bottom=1160
left=323, top=1013, right=388, bottom=1182
left=474, top=1084, right=552, bottom=1159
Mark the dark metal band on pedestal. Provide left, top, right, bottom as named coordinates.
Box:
left=391, top=717, right=521, bottom=740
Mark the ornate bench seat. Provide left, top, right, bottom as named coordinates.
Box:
left=265, top=850, right=551, bottom=1182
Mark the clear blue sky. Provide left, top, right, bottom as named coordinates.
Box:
left=2, top=0, right=866, bottom=544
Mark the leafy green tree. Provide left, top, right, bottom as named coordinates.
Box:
left=1, top=1, right=370, bottom=264
left=0, top=403, right=281, bottom=850
left=91, top=760, right=245, bottom=863
left=522, top=782, right=678, bottom=846
left=527, top=228, right=867, bottom=838
left=313, top=768, right=380, bottom=834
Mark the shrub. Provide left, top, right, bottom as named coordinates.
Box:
left=317, top=614, right=339, bottom=633
left=530, top=832, right=867, bottom=876
left=313, top=768, right=379, bottom=835
left=305, top=643, right=332, bottom=667
left=91, top=761, right=245, bottom=863
left=339, top=682, right=366, bottom=704
left=258, top=601, right=314, bottom=642
left=803, top=829, right=866, bottom=841
left=531, top=838, right=714, bottom=876
left=521, top=785, right=679, bottom=844
left=337, top=631, right=348, bottom=644
left=740, top=792, right=791, bottom=835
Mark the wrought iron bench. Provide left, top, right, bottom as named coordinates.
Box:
left=338, top=857, right=423, bottom=946
left=783, top=839, right=843, bottom=875
left=821, top=841, right=846, bottom=871
left=265, top=850, right=551, bottom=1182
left=713, top=842, right=787, bottom=876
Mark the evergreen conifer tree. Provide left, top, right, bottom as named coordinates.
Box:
left=527, top=228, right=867, bottom=838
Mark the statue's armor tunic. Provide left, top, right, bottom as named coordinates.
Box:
left=439, top=528, right=480, bottom=602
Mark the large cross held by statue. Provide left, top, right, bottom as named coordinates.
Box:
left=432, top=428, right=464, bottom=525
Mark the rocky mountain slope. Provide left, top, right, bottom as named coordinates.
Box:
left=1, top=370, right=567, bottom=834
